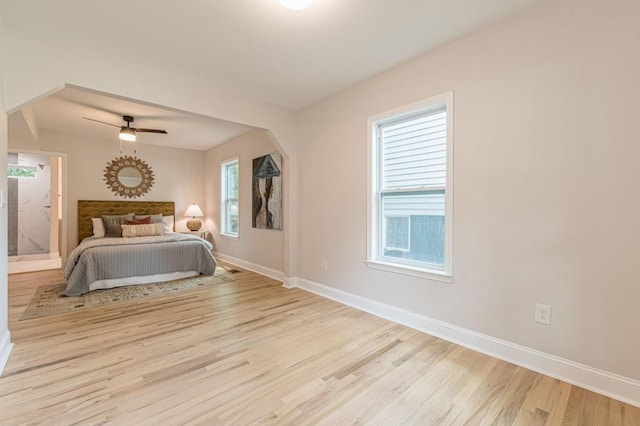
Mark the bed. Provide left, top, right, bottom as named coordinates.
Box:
left=62, top=200, right=216, bottom=296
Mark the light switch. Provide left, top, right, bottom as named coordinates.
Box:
left=0, top=189, right=5, bottom=208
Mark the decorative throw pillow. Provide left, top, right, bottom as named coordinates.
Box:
left=102, top=213, right=134, bottom=237
left=121, top=223, right=165, bottom=238
left=125, top=216, right=152, bottom=225
left=161, top=215, right=174, bottom=233
left=91, top=218, right=106, bottom=238
left=134, top=214, right=163, bottom=223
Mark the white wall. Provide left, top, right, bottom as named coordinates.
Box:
left=0, top=14, right=13, bottom=375
left=297, top=0, right=640, bottom=390
left=10, top=129, right=205, bottom=252
left=204, top=130, right=284, bottom=277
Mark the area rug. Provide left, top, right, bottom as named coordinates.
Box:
left=21, top=270, right=235, bottom=320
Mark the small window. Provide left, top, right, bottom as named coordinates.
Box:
left=7, top=165, right=36, bottom=179
left=221, top=158, right=239, bottom=237
left=367, top=92, right=453, bottom=281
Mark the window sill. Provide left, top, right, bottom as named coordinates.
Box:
left=365, top=260, right=452, bottom=283
left=219, top=233, right=239, bottom=240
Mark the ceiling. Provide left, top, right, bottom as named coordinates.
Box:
left=28, top=87, right=256, bottom=151
left=2, top=0, right=548, bottom=151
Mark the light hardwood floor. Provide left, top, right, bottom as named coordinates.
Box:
left=1, top=266, right=639, bottom=425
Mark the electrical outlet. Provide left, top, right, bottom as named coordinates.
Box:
left=535, top=303, right=551, bottom=325
left=321, top=258, right=328, bottom=271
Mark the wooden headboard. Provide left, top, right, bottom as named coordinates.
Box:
left=78, top=200, right=175, bottom=242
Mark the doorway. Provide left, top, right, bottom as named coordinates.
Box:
left=7, top=152, right=63, bottom=274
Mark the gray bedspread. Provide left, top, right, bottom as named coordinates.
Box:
left=62, top=233, right=216, bottom=296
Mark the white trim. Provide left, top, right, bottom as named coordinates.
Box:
left=0, top=330, right=13, bottom=376
left=366, top=91, right=454, bottom=279
left=291, top=277, right=640, bottom=408
left=213, top=252, right=283, bottom=282
left=364, top=260, right=452, bottom=283
left=282, top=276, right=298, bottom=289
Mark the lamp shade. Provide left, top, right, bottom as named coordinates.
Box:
left=184, top=203, right=204, bottom=217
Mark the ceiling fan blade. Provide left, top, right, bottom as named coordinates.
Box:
left=82, top=117, right=121, bottom=127
left=134, top=128, right=168, bottom=134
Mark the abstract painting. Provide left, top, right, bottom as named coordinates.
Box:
left=252, top=152, right=282, bottom=230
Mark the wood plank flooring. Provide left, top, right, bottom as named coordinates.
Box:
left=1, top=265, right=639, bottom=425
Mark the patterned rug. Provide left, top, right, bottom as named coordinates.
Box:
left=21, top=270, right=235, bottom=320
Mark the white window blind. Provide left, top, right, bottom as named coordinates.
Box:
left=381, top=107, right=447, bottom=190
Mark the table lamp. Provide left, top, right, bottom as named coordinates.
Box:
left=184, top=203, right=204, bottom=231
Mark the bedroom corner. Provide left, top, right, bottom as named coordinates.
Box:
left=204, top=129, right=286, bottom=281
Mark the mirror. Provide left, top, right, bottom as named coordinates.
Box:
left=103, top=156, right=155, bottom=199
left=118, top=167, right=143, bottom=188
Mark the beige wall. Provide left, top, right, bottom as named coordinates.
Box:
left=297, top=0, right=640, bottom=382
left=9, top=129, right=205, bottom=253
left=204, top=130, right=284, bottom=275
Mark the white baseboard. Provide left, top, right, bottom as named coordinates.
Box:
left=293, top=277, right=640, bottom=408
left=282, top=276, right=298, bottom=289
left=213, top=252, right=284, bottom=282
left=0, top=329, right=13, bottom=377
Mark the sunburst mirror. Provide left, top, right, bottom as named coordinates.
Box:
left=103, top=156, right=155, bottom=199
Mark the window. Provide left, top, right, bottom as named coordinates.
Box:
left=367, top=92, right=453, bottom=281
left=384, top=216, right=410, bottom=252
left=221, top=158, right=239, bottom=237
left=7, top=165, right=36, bottom=179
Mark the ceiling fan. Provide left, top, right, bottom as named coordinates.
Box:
left=83, top=115, right=168, bottom=142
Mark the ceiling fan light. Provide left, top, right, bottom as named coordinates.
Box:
left=119, top=127, right=137, bottom=142
left=279, top=0, right=312, bottom=11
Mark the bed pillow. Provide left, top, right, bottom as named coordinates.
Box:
left=134, top=214, right=163, bottom=224
left=125, top=216, right=152, bottom=225
left=161, top=215, right=175, bottom=233
left=102, top=213, right=134, bottom=237
left=91, top=218, right=106, bottom=238
left=121, top=223, right=165, bottom=238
